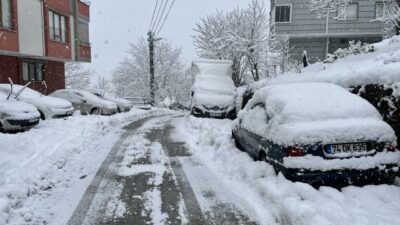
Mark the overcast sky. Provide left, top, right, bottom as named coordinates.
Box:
left=88, top=0, right=251, bottom=79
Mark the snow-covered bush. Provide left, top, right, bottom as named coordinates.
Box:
left=325, top=41, right=375, bottom=63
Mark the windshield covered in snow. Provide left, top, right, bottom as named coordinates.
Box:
left=0, top=84, right=42, bottom=99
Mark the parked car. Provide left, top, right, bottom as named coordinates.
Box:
left=232, top=82, right=400, bottom=186
left=191, top=59, right=236, bottom=119
left=50, top=89, right=118, bottom=116
left=0, top=92, right=40, bottom=132
left=87, top=89, right=132, bottom=113
left=0, top=84, right=74, bottom=120
left=124, top=97, right=153, bottom=110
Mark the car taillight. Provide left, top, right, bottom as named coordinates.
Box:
left=387, top=146, right=397, bottom=152
left=288, top=146, right=305, bottom=157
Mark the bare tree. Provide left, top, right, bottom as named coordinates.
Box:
left=193, top=0, right=269, bottom=86
left=65, top=63, right=95, bottom=89
left=94, top=75, right=112, bottom=93
left=382, top=0, right=400, bottom=35
left=112, top=38, right=191, bottom=104
left=307, top=0, right=350, bottom=57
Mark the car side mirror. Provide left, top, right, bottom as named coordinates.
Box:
left=81, top=98, right=87, bottom=103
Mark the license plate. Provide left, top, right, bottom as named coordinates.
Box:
left=210, top=112, right=221, bottom=117
left=326, top=143, right=368, bottom=154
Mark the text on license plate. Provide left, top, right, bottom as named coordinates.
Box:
left=327, top=143, right=368, bottom=154
left=210, top=112, right=221, bottom=117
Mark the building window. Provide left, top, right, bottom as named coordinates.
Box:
left=275, top=5, right=291, bottom=23
left=78, top=19, right=90, bottom=45
left=0, top=0, right=12, bottom=29
left=337, top=3, right=358, bottom=21
left=49, top=10, right=67, bottom=43
left=22, top=62, right=43, bottom=81
left=376, top=3, right=385, bottom=19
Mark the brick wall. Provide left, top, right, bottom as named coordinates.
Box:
left=0, top=0, right=19, bottom=52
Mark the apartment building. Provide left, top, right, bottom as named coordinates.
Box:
left=0, top=0, right=91, bottom=93
left=271, top=0, right=397, bottom=63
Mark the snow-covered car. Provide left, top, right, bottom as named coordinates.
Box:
left=0, top=84, right=74, bottom=120
left=87, top=89, right=132, bottom=113
left=124, top=97, right=153, bottom=110
left=0, top=92, right=40, bottom=132
left=191, top=59, right=236, bottom=119
left=50, top=89, right=118, bottom=116
left=232, top=83, right=400, bottom=186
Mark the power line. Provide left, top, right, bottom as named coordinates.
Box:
left=156, top=0, right=176, bottom=37
left=153, top=0, right=169, bottom=34
left=151, top=0, right=165, bottom=32
left=149, top=0, right=160, bottom=31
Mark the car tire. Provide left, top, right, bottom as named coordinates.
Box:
left=0, top=122, right=3, bottom=132
left=38, top=111, right=46, bottom=120
left=91, top=108, right=102, bottom=115
left=117, top=107, right=121, bottom=113
left=232, top=132, right=244, bottom=151
left=258, top=151, right=267, bottom=162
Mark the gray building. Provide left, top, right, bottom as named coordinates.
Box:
left=271, top=0, right=396, bottom=63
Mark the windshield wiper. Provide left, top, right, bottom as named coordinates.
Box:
left=14, top=82, right=32, bottom=99
left=7, top=77, right=13, bottom=100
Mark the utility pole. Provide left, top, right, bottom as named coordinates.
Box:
left=148, top=31, right=155, bottom=105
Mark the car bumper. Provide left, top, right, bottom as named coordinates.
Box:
left=2, top=117, right=40, bottom=131
left=50, top=107, right=74, bottom=119
left=191, top=107, right=236, bottom=120
left=279, top=164, right=399, bottom=186
left=101, top=108, right=117, bottom=116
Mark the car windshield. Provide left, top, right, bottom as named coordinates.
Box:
left=0, top=84, right=42, bottom=99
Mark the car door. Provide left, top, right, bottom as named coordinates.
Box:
left=239, top=103, right=269, bottom=158
left=67, top=92, right=85, bottom=113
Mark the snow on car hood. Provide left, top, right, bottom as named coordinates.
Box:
left=104, top=97, right=131, bottom=108
left=22, top=95, right=72, bottom=109
left=0, top=84, right=72, bottom=109
left=0, top=93, right=40, bottom=119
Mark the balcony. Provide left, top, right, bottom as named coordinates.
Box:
left=79, top=43, right=91, bottom=62
left=78, top=0, right=90, bottom=18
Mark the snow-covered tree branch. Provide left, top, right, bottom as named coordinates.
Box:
left=111, top=38, right=191, bottom=105
left=307, top=0, right=350, bottom=18
left=193, top=0, right=270, bottom=85
left=65, top=63, right=95, bottom=89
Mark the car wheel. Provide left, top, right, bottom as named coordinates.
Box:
left=38, top=111, right=46, bottom=120
left=258, top=151, right=267, bottom=162
left=232, top=132, right=244, bottom=151
left=0, top=122, right=4, bottom=132
left=117, top=107, right=121, bottom=113
left=91, top=108, right=102, bottom=115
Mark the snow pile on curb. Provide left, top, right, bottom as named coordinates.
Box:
left=172, top=116, right=400, bottom=225
left=0, top=108, right=169, bottom=225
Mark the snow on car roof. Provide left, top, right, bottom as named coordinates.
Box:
left=249, top=83, right=382, bottom=123
left=240, top=83, right=396, bottom=145
left=269, top=35, right=400, bottom=87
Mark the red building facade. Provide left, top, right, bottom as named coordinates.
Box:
left=0, top=0, right=91, bottom=93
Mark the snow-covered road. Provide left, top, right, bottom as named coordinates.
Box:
left=2, top=111, right=400, bottom=225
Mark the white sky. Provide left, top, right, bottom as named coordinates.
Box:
left=88, top=0, right=251, bottom=78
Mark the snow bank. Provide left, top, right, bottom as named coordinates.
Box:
left=269, top=35, right=400, bottom=88
left=172, top=116, right=400, bottom=225
left=239, top=83, right=396, bottom=146
left=0, top=108, right=169, bottom=225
